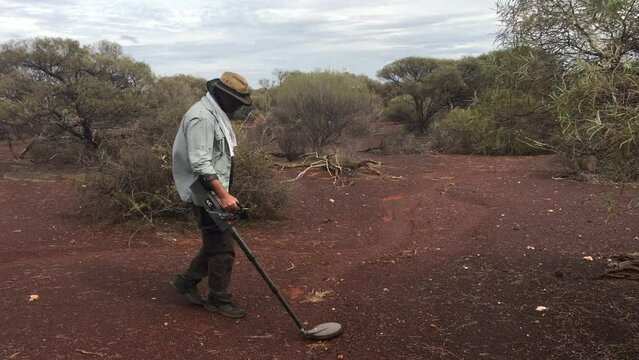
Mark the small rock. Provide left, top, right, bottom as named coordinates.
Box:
left=535, top=306, right=548, bottom=312
left=28, top=294, right=40, bottom=302
left=583, top=256, right=594, bottom=261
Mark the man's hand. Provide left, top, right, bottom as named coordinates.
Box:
left=220, top=193, right=239, bottom=213
left=208, top=178, right=239, bottom=213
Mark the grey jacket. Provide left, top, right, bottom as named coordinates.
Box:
left=172, top=95, right=233, bottom=206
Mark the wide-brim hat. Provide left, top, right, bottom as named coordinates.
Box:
left=207, top=71, right=252, bottom=106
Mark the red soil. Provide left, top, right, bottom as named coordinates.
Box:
left=1, top=145, right=638, bottom=359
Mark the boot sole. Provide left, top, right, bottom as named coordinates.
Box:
left=204, top=303, right=246, bottom=319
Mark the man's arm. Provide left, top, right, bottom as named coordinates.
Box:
left=185, top=118, right=238, bottom=212
left=185, top=117, right=216, bottom=175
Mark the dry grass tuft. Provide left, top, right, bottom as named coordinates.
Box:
left=301, top=290, right=333, bottom=304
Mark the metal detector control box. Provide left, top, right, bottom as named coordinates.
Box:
left=189, top=177, right=246, bottom=232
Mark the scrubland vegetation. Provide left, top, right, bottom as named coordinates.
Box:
left=0, top=0, right=637, bottom=221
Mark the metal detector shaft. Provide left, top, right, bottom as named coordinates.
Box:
left=189, top=178, right=306, bottom=333
left=227, top=227, right=305, bottom=331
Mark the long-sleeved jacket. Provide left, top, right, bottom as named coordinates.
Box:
left=172, top=95, right=233, bottom=206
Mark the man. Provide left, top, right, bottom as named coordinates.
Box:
left=170, top=72, right=251, bottom=318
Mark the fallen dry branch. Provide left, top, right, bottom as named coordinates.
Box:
left=282, top=153, right=383, bottom=184
left=599, top=253, right=639, bottom=280
left=358, top=138, right=385, bottom=153
left=75, top=349, right=106, bottom=357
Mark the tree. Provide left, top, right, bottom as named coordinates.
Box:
left=0, top=38, right=153, bottom=152
left=497, top=0, right=639, bottom=68
left=377, top=57, right=480, bottom=134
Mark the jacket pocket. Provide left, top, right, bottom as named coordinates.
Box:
left=213, top=131, right=226, bottom=157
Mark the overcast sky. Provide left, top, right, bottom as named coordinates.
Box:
left=0, top=0, right=499, bottom=86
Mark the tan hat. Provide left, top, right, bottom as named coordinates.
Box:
left=208, top=71, right=252, bottom=106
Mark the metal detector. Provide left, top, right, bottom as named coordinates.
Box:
left=190, top=178, right=343, bottom=341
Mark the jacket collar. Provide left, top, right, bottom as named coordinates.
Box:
left=201, top=93, right=223, bottom=115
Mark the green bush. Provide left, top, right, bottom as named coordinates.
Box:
left=271, top=71, right=382, bottom=158
left=429, top=109, right=477, bottom=154
left=430, top=48, right=560, bottom=155
left=554, top=63, right=639, bottom=180
left=430, top=89, right=554, bottom=155
left=383, top=95, right=414, bottom=123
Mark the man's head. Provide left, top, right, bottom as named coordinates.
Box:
left=207, top=72, right=252, bottom=115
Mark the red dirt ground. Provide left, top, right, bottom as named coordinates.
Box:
left=1, top=144, right=638, bottom=360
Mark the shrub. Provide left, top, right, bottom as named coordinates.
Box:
left=429, top=109, right=478, bottom=154
left=430, top=48, right=561, bottom=155
left=82, top=74, right=292, bottom=222
left=82, top=142, right=187, bottom=222
left=276, top=127, right=308, bottom=161
left=430, top=92, right=554, bottom=156
left=232, top=144, right=292, bottom=219
left=554, top=64, right=639, bottom=180
left=271, top=71, right=382, bottom=158
left=380, top=132, right=429, bottom=155
left=81, top=75, right=206, bottom=221
left=28, top=138, right=88, bottom=165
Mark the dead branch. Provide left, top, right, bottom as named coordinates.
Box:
left=282, top=153, right=386, bottom=184
left=358, top=138, right=385, bottom=153
left=75, top=349, right=105, bottom=357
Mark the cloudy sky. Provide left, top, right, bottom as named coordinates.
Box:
left=0, top=0, right=500, bottom=86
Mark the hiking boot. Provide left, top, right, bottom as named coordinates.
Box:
left=170, top=276, right=204, bottom=306
left=204, top=302, right=246, bottom=319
